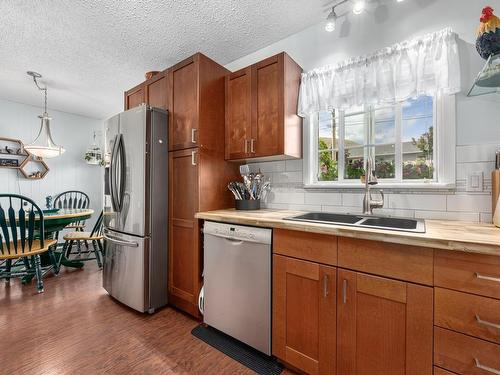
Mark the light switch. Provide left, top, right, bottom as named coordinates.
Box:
left=466, top=171, right=484, bottom=192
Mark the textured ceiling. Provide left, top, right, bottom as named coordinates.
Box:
left=0, top=0, right=327, bottom=119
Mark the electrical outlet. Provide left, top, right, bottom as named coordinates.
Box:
left=466, top=171, right=484, bottom=192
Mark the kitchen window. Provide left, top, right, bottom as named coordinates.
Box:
left=304, top=95, right=456, bottom=189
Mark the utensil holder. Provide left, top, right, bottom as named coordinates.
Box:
left=235, top=199, right=260, bottom=210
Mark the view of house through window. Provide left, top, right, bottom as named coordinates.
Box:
left=317, top=95, right=435, bottom=184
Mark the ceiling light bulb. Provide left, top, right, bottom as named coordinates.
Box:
left=352, top=0, right=365, bottom=14
left=397, top=0, right=404, bottom=2
left=325, top=9, right=337, bottom=32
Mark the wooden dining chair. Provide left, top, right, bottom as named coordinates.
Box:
left=0, top=194, right=58, bottom=293
left=53, top=190, right=90, bottom=231
left=61, top=211, right=104, bottom=268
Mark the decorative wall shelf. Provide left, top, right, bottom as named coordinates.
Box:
left=0, top=137, right=30, bottom=169
left=0, top=137, right=49, bottom=179
left=19, top=155, right=49, bottom=180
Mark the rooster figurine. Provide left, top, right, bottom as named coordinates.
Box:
left=476, top=6, right=500, bottom=60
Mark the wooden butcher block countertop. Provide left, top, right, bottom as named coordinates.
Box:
left=196, top=209, right=500, bottom=256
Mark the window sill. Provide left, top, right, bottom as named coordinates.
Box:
left=303, top=182, right=456, bottom=190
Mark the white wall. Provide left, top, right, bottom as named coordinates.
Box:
left=225, top=0, right=500, bottom=223
left=0, top=99, right=104, bottom=227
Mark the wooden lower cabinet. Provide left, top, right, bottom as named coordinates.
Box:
left=273, top=255, right=336, bottom=375
left=337, top=269, right=434, bottom=375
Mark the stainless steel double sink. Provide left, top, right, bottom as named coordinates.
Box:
left=285, top=212, right=426, bottom=233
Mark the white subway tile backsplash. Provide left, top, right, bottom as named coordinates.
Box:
left=456, top=144, right=499, bottom=163
left=480, top=213, right=493, bottom=223
left=415, top=210, right=480, bottom=222
left=268, top=191, right=305, bottom=205
left=285, top=159, right=303, bottom=172
left=446, top=194, right=491, bottom=213
left=341, top=193, right=365, bottom=207
left=456, top=162, right=495, bottom=180
left=305, top=192, right=342, bottom=206
left=272, top=171, right=303, bottom=183
left=388, top=194, right=447, bottom=211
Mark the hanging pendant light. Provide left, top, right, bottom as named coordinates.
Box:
left=25, top=71, right=65, bottom=158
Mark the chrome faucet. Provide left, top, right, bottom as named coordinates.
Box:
left=362, top=157, right=384, bottom=215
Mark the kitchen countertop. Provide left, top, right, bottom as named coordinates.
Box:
left=195, top=209, right=500, bottom=256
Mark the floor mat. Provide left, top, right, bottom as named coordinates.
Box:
left=191, top=324, right=283, bottom=375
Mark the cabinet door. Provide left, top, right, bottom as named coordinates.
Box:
left=251, top=54, right=284, bottom=158
left=168, top=148, right=201, bottom=317
left=169, top=57, right=198, bottom=151
left=225, top=67, right=252, bottom=160
left=337, top=270, right=433, bottom=375
left=146, top=73, right=167, bottom=109
left=125, top=86, right=145, bottom=110
left=273, top=255, right=336, bottom=375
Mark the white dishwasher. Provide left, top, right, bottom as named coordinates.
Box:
left=203, top=221, right=272, bottom=355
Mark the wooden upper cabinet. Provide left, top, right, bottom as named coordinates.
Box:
left=169, top=53, right=229, bottom=152
left=273, top=255, right=336, bottom=375
left=124, top=71, right=167, bottom=110
left=124, top=85, right=145, bottom=110
left=169, top=57, right=199, bottom=150
left=252, top=55, right=282, bottom=158
left=146, top=72, right=167, bottom=109
left=225, top=52, right=303, bottom=161
left=225, top=67, right=252, bottom=160
left=337, top=270, right=433, bottom=375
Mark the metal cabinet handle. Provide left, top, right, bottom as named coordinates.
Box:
left=323, top=275, right=329, bottom=298
left=250, top=138, right=255, bottom=153
left=475, top=358, right=500, bottom=375
left=342, top=279, right=348, bottom=304
left=475, top=272, right=500, bottom=283
left=476, top=314, right=500, bottom=330
left=191, top=128, right=197, bottom=144
left=244, top=139, right=249, bottom=154
left=191, top=150, right=197, bottom=166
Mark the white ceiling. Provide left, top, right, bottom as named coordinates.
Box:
left=0, top=0, right=327, bottom=119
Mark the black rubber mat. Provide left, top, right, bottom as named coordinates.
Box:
left=191, top=324, right=283, bottom=375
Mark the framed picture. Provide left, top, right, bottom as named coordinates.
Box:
left=0, top=158, right=19, bottom=167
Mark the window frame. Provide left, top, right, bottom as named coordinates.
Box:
left=303, top=94, right=456, bottom=190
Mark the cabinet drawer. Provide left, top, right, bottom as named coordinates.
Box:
left=273, top=229, right=337, bottom=266
left=338, top=238, right=433, bottom=285
left=435, top=250, right=500, bottom=299
left=434, top=327, right=500, bottom=374
left=435, top=288, right=500, bottom=344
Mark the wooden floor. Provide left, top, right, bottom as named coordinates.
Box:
left=0, top=263, right=295, bottom=375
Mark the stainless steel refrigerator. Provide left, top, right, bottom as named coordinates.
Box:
left=102, top=104, right=168, bottom=313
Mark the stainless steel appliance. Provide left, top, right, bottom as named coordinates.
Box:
left=203, top=221, right=272, bottom=355
left=102, top=105, right=168, bottom=313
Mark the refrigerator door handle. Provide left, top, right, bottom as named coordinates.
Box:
left=116, top=134, right=126, bottom=211
left=109, top=134, right=120, bottom=211
left=103, top=233, right=139, bottom=247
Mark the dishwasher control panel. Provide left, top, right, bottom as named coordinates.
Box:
left=204, top=221, right=272, bottom=244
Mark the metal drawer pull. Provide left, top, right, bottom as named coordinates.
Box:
left=191, top=150, right=197, bottom=166
left=250, top=139, right=255, bottom=153
left=342, top=279, right=347, bottom=304
left=244, top=139, right=249, bottom=154
left=475, top=272, right=500, bottom=283
left=191, top=128, right=197, bottom=144
left=476, top=315, right=500, bottom=330
left=323, top=275, right=329, bottom=298
left=475, top=358, right=500, bottom=375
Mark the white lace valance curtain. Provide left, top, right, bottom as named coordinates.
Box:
left=298, top=28, right=461, bottom=117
